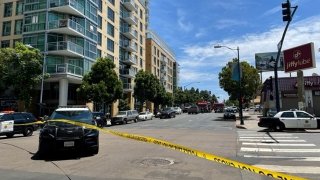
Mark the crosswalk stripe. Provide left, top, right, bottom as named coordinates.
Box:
left=239, top=137, right=299, bottom=139
left=241, top=147, right=320, bottom=153
left=242, top=142, right=316, bottom=147
left=244, top=155, right=320, bottom=161
left=254, top=165, right=320, bottom=174
left=239, top=139, right=306, bottom=142
left=238, top=133, right=293, bottom=136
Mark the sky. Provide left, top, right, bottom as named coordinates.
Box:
left=148, top=0, right=320, bottom=102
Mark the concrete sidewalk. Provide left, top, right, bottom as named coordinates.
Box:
left=235, top=111, right=263, bottom=131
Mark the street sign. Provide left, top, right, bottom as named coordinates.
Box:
left=283, top=42, right=316, bottom=73
left=255, top=52, right=284, bottom=72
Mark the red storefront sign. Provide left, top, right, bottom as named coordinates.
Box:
left=283, top=42, right=316, bottom=73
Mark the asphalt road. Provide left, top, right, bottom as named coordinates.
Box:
left=1, top=112, right=318, bottom=180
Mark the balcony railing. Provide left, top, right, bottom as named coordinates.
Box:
left=120, top=54, right=137, bottom=65
left=48, top=19, right=85, bottom=36
left=121, top=11, right=138, bottom=25
left=49, top=0, right=85, bottom=17
left=47, top=41, right=84, bottom=57
left=46, top=63, right=83, bottom=76
left=120, top=40, right=137, bottom=52
left=120, top=68, right=136, bottom=78
left=123, top=83, right=133, bottom=91
left=121, top=0, right=137, bottom=11
left=120, top=26, right=138, bottom=39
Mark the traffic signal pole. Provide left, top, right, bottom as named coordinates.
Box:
left=274, top=1, right=298, bottom=112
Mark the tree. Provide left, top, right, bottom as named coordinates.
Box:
left=219, top=59, right=260, bottom=104
left=0, top=43, right=43, bottom=110
left=134, top=70, right=158, bottom=110
left=77, top=57, right=122, bottom=112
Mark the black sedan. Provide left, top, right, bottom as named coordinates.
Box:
left=159, top=107, right=176, bottom=119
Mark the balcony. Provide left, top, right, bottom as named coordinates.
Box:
left=160, top=56, right=167, bottom=64
left=123, top=83, right=133, bottom=92
left=120, top=40, right=137, bottom=52
left=120, top=54, right=137, bottom=65
left=121, top=27, right=137, bottom=40
left=48, top=19, right=85, bottom=37
left=47, top=41, right=84, bottom=58
left=121, top=12, right=138, bottom=25
left=49, top=0, right=85, bottom=17
left=46, top=63, right=83, bottom=83
left=120, top=68, right=136, bottom=78
left=122, top=0, right=137, bottom=11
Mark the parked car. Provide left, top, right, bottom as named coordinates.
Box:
left=258, top=109, right=320, bottom=131
left=92, top=112, right=107, bottom=127
left=188, top=105, right=200, bottom=114
left=173, top=107, right=182, bottom=114
left=38, top=106, right=99, bottom=157
left=223, top=108, right=236, bottom=120
left=0, top=112, right=38, bottom=138
left=182, top=106, right=191, bottom=113
left=159, top=107, right=176, bottom=119
left=111, top=110, right=139, bottom=125
left=138, top=111, right=153, bottom=121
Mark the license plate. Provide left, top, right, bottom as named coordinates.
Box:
left=64, top=141, right=74, bottom=147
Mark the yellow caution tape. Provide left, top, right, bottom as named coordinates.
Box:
left=23, top=119, right=308, bottom=180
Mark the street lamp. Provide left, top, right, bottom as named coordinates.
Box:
left=183, top=81, right=200, bottom=90
left=214, top=45, right=244, bottom=125
left=26, top=44, right=46, bottom=116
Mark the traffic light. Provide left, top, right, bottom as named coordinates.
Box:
left=282, top=0, right=291, bottom=21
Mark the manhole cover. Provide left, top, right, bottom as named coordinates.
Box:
left=140, top=158, right=174, bottom=167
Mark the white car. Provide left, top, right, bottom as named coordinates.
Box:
left=258, top=109, right=320, bottom=131
left=138, top=112, right=153, bottom=121
left=173, top=107, right=182, bottom=114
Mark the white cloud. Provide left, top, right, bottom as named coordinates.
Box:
left=177, top=9, right=193, bottom=32
left=214, top=19, right=248, bottom=30
left=178, top=15, right=320, bottom=100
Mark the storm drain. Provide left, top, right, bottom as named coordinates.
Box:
left=139, top=157, right=175, bottom=167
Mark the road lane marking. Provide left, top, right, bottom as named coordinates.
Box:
left=255, top=165, right=320, bottom=174
left=244, top=155, right=320, bottom=161
left=239, top=139, right=306, bottom=142
left=240, top=137, right=299, bottom=139
left=242, top=142, right=316, bottom=147
left=241, top=147, right=320, bottom=153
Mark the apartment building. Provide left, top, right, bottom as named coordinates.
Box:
left=0, top=0, right=149, bottom=115
left=145, top=30, right=179, bottom=111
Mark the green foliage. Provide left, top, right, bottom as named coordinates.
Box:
left=219, top=59, right=261, bottom=103
left=77, top=57, right=122, bottom=106
left=0, top=42, right=43, bottom=110
left=118, top=98, right=130, bottom=111
left=173, top=87, right=218, bottom=105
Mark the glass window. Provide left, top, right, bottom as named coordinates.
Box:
left=296, top=112, right=313, bottom=118
left=98, top=0, right=102, bottom=12
left=107, top=54, right=114, bottom=61
left=108, top=0, right=115, bottom=5
left=140, top=35, right=143, bottom=45
left=107, top=23, right=114, bottom=37
left=1, top=40, right=10, bottom=48
left=97, top=32, right=102, bottom=45
left=108, top=7, right=114, bottom=22
left=97, top=49, right=101, bottom=58
left=107, top=38, right=114, bottom=52
left=140, top=9, right=143, bottom=19
left=140, top=22, right=143, bottom=32
left=2, top=21, right=12, bottom=36
left=140, top=58, right=143, bottom=67
left=16, top=1, right=24, bottom=15
left=98, top=15, right=102, bottom=29
left=140, top=46, right=143, bottom=56
left=14, top=20, right=23, bottom=35
left=4, top=2, right=13, bottom=17
left=281, top=112, right=294, bottom=118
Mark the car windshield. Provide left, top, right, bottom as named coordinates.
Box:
left=118, top=111, right=127, bottom=115
left=163, top=108, right=171, bottom=111
left=49, top=110, right=92, bottom=123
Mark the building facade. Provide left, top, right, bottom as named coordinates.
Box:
left=0, top=0, right=149, bottom=115
left=262, top=76, right=320, bottom=116
left=145, top=30, right=178, bottom=111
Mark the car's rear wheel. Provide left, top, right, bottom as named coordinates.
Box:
left=23, top=127, right=33, bottom=136
left=274, top=124, right=284, bottom=132
left=134, top=118, right=138, bottom=123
